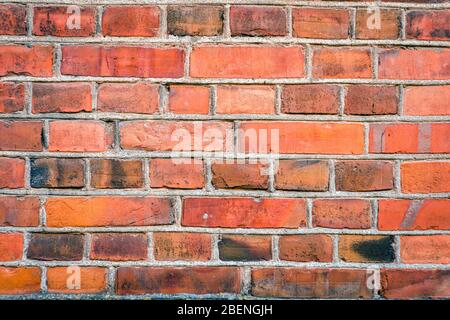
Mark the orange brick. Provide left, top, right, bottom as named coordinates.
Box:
left=47, top=267, right=108, bottom=294
left=406, top=10, right=450, bottom=40
left=168, top=85, right=210, bottom=115
left=401, top=162, right=450, bottom=193
left=0, top=4, right=27, bottom=35
left=0, top=45, right=53, bottom=77
left=0, top=121, right=43, bottom=151
left=275, top=160, right=329, bottom=191
left=153, top=232, right=211, bottom=261
left=0, top=157, right=25, bottom=188
left=102, top=6, right=160, bottom=37
left=0, top=82, right=25, bottom=113
left=279, top=234, right=333, bottom=262
left=211, top=162, right=269, bottom=190
left=0, top=196, right=40, bottom=227
left=335, top=160, right=394, bottom=191
left=150, top=158, right=204, bottom=189
left=0, top=267, right=41, bottom=294
left=345, top=85, right=398, bottom=115
left=313, top=199, right=371, bottom=229
left=401, top=235, right=450, bottom=264
left=293, top=8, right=350, bottom=39
left=0, top=233, right=23, bottom=261
left=216, top=85, right=275, bottom=114
left=403, top=86, right=450, bottom=116
left=339, top=235, right=395, bottom=263
left=356, top=9, right=400, bottom=39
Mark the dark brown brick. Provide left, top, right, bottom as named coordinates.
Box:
left=345, top=85, right=398, bottom=115
left=335, top=160, right=394, bottom=191
left=90, top=159, right=143, bottom=189
left=30, top=158, right=85, bottom=188
left=339, top=235, right=395, bottom=263
left=281, top=85, right=340, bottom=114
left=167, top=6, right=223, bottom=36
left=90, top=233, right=148, bottom=261
left=230, top=6, right=287, bottom=36
left=0, top=4, right=27, bottom=35
left=0, top=82, right=25, bottom=113
left=219, top=235, right=272, bottom=261
left=27, top=233, right=84, bottom=261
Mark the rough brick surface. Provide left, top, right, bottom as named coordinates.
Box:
left=1, top=0, right=449, bottom=300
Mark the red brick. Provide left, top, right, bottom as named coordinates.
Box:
left=313, top=47, right=372, bottom=79
left=403, top=86, right=450, bottom=116
left=238, top=122, right=365, bottom=154
left=61, top=46, right=184, bottom=78
left=48, top=120, right=113, bottom=152
left=293, top=8, right=350, bottom=39
left=168, top=85, right=210, bottom=115
left=0, top=157, right=25, bottom=188
left=230, top=6, right=286, bottom=36
left=0, top=4, right=27, bottom=35
left=356, top=9, right=400, bottom=39
left=216, top=85, right=275, bottom=114
left=30, top=158, right=85, bottom=188
left=335, top=160, right=394, bottom=191
left=98, top=82, right=159, bottom=114
left=167, top=5, right=223, bottom=36
left=219, top=235, right=272, bottom=261
left=32, top=82, right=92, bottom=113
left=339, top=235, right=395, bottom=263
left=401, top=235, right=450, bottom=264
left=275, top=160, right=329, bottom=191
left=211, top=162, right=269, bottom=190
left=150, top=158, right=204, bottom=189
left=90, top=233, right=148, bottom=261
left=27, top=233, right=85, bottom=261
left=252, top=268, right=372, bottom=298
left=102, top=6, right=160, bottom=37
left=281, top=84, right=340, bottom=114
left=378, top=199, right=450, bottom=230
left=370, top=123, right=450, bottom=153
left=120, top=121, right=232, bottom=151
left=381, top=269, right=450, bottom=299
left=345, top=85, right=398, bottom=115
left=190, top=46, right=305, bottom=78
left=0, top=45, right=53, bottom=77
left=0, top=196, right=40, bottom=227
left=0, top=233, right=23, bottom=261
left=378, top=49, right=450, bottom=80
left=116, top=267, right=240, bottom=294
left=0, top=121, right=43, bottom=151
left=153, top=232, right=211, bottom=261
left=45, top=197, right=172, bottom=227
left=401, top=162, right=450, bottom=193
left=90, top=159, right=143, bottom=189
left=279, top=235, right=333, bottom=262
left=182, top=197, right=306, bottom=228
left=33, top=6, right=96, bottom=36
left=47, top=267, right=107, bottom=294
left=313, top=199, right=371, bottom=229
left=0, top=267, right=41, bottom=294
left=0, top=82, right=25, bottom=113
left=406, top=10, right=450, bottom=40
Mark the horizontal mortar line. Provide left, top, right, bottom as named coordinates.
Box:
left=1, top=0, right=450, bottom=9
left=2, top=76, right=450, bottom=85
left=1, top=226, right=449, bottom=235
left=1, top=151, right=450, bottom=160
left=3, top=113, right=450, bottom=122
left=1, top=36, right=450, bottom=47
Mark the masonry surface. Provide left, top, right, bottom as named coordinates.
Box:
left=0, top=0, right=449, bottom=299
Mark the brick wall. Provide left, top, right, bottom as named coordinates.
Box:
left=0, top=0, right=449, bottom=299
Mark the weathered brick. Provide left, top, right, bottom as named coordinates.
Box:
left=0, top=121, right=43, bottom=151
left=47, top=267, right=108, bottom=294
left=401, top=162, right=450, bottom=193
left=356, top=9, right=400, bottom=39
left=211, top=162, right=269, bottom=190
left=167, top=5, right=223, bottom=36
left=190, top=46, right=305, bottom=78
left=168, top=85, right=210, bottom=115
left=182, top=197, right=306, bottom=228
left=401, top=235, right=450, bottom=264
left=0, top=82, right=25, bottom=113
left=279, top=234, right=333, bottom=262
left=378, top=199, right=450, bottom=230
left=33, top=6, right=96, bottom=36
left=216, top=85, right=275, bottom=114
left=0, top=267, right=41, bottom=294
left=335, top=160, right=394, bottom=191
left=30, top=158, right=85, bottom=188
left=0, top=4, right=27, bottom=35
left=252, top=268, right=372, bottom=298
left=48, top=120, right=113, bottom=152
left=116, top=267, right=240, bottom=294
left=61, top=46, right=184, bottom=78
left=403, top=86, right=450, bottom=116
left=32, top=82, right=92, bottom=113
left=293, top=8, right=350, bottom=39
left=45, top=197, right=173, bottom=227
left=0, top=233, right=23, bottom=261
left=230, top=6, right=286, bottom=36
left=102, top=6, right=160, bottom=37
left=275, top=160, right=329, bottom=191
left=150, top=158, right=204, bottom=189
left=90, top=159, right=143, bottom=189
left=406, top=10, right=450, bottom=40
left=219, top=235, right=272, bottom=261
left=0, top=45, right=53, bottom=77
left=339, top=235, right=395, bottom=263
left=313, top=199, right=371, bottom=229
left=90, top=233, right=148, bottom=261
left=153, top=232, right=211, bottom=261
left=345, top=85, right=398, bottom=115
left=0, top=196, right=40, bottom=227
left=0, top=157, right=25, bottom=188
left=27, top=233, right=85, bottom=261
left=281, top=85, right=340, bottom=114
